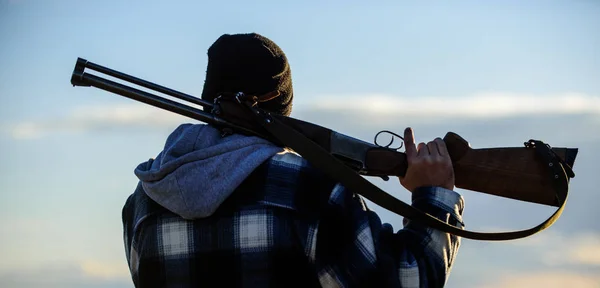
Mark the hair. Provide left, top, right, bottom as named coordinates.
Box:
left=200, top=33, right=293, bottom=116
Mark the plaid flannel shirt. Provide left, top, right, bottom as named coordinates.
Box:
left=122, top=152, right=465, bottom=288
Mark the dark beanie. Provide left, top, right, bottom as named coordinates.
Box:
left=201, top=33, right=294, bottom=116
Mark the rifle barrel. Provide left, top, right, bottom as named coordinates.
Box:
left=70, top=58, right=262, bottom=138
left=72, top=57, right=213, bottom=108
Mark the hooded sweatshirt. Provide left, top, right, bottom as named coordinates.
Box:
left=134, top=123, right=285, bottom=219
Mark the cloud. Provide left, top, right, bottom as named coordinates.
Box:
left=508, top=231, right=600, bottom=267
left=6, top=103, right=189, bottom=139
left=569, top=235, right=600, bottom=266
left=0, top=260, right=130, bottom=288
left=547, top=234, right=600, bottom=266
left=3, top=92, right=600, bottom=140
left=445, top=230, right=600, bottom=288
left=79, top=260, right=131, bottom=280
left=304, top=92, right=600, bottom=118
left=479, top=271, right=600, bottom=288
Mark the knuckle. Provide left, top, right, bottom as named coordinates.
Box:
left=432, top=158, right=450, bottom=167
left=429, top=156, right=441, bottom=163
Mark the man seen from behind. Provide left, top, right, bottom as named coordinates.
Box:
left=122, top=33, right=465, bottom=288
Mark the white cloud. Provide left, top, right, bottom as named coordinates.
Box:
left=479, top=271, right=600, bottom=288
left=305, top=92, right=600, bottom=118
left=4, top=92, right=600, bottom=140
left=509, top=231, right=600, bottom=267
left=549, top=234, right=600, bottom=266
left=79, top=260, right=130, bottom=280
left=0, top=260, right=130, bottom=288
left=570, top=235, right=600, bottom=266
left=6, top=103, right=189, bottom=140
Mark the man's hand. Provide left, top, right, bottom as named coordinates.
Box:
left=399, top=127, right=455, bottom=192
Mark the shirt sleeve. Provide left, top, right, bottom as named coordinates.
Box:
left=311, top=184, right=465, bottom=288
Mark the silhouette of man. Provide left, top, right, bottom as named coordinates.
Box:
left=122, top=33, right=464, bottom=288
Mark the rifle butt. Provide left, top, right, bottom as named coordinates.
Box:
left=444, top=132, right=578, bottom=207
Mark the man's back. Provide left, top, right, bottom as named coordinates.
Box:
left=123, top=151, right=324, bottom=287
left=122, top=32, right=465, bottom=288
left=122, top=129, right=464, bottom=287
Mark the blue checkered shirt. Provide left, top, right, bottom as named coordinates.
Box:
left=122, top=152, right=465, bottom=287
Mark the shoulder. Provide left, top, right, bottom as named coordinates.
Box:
left=237, top=150, right=341, bottom=214
left=123, top=150, right=340, bottom=227
left=265, top=151, right=332, bottom=182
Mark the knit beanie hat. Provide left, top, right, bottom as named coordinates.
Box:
left=201, top=33, right=294, bottom=116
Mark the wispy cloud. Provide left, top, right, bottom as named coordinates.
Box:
left=569, top=235, right=600, bottom=266
left=0, top=260, right=130, bottom=288
left=446, top=230, right=600, bottom=288
left=3, top=92, right=600, bottom=140
left=479, top=271, right=600, bottom=288
left=5, top=104, right=189, bottom=140
left=305, top=92, right=600, bottom=118
left=509, top=231, right=600, bottom=267
left=79, top=260, right=130, bottom=280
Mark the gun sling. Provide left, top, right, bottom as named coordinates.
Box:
left=225, top=94, right=571, bottom=241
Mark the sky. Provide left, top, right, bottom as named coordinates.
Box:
left=1, top=0, right=599, bottom=287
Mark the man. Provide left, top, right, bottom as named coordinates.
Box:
left=122, top=33, right=464, bottom=288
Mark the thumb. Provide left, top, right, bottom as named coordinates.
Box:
left=404, top=127, right=417, bottom=161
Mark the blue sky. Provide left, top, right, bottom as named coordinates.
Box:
left=1, top=1, right=599, bottom=287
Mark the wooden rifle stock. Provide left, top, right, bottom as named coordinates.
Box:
left=444, top=133, right=577, bottom=207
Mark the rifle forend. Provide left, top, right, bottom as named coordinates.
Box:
left=70, top=58, right=578, bottom=208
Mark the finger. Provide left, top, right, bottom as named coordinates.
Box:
left=417, top=142, right=428, bottom=156
left=427, top=141, right=440, bottom=157
left=434, top=137, right=449, bottom=157
left=404, top=127, right=417, bottom=159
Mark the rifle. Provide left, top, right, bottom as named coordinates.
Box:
left=70, top=57, right=577, bottom=241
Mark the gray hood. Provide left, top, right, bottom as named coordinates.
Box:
left=134, top=123, right=284, bottom=219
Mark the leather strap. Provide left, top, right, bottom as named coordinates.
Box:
left=240, top=100, right=570, bottom=241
